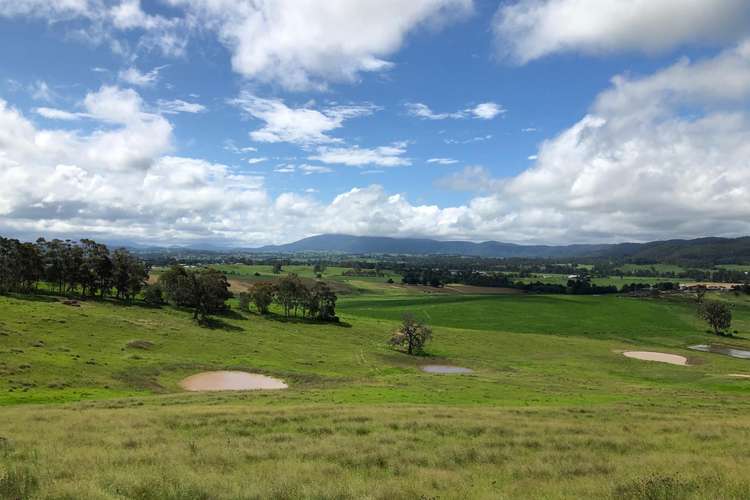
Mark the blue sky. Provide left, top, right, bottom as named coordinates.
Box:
left=1, top=0, right=750, bottom=246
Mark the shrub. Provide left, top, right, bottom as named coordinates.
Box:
left=142, top=284, right=164, bottom=306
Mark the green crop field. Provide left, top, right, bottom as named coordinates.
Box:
left=2, top=278, right=750, bottom=498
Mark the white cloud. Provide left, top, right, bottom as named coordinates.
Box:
left=34, top=107, right=82, bottom=121
left=485, top=41, right=750, bottom=242
left=0, top=0, right=187, bottom=58
left=232, top=92, right=377, bottom=145
left=299, top=164, right=333, bottom=175
left=157, top=99, right=206, bottom=114
left=444, top=134, right=492, bottom=144
left=471, top=102, right=505, bottom=119
left=406, top=101, right=504, bottom=120
left=169, top=0, right=473, bottom=90
left=406, top=102, right=465, bottom=120
left=310, top=142, right=411, bottom=167
left=0, top=0, right=92, bottom=19
left=0, top=92, right=272, bottom=244
left=493, top=0, right=750, bottom=63
left=246, top=158, right=268, bottom=165
left=118, top=66, right=164, bottom=87
left=274, top=164, right=296, bottom=174
left=6, top=40, right=750, bottom=246
left=272, top=163, right=334, bottom=175
left=223, top=140, right=256, bottom=154
left=2, top=1, right=469, bottom=90
left=522, top=127, right=537, bottom=132
left=527, top=155, right=538, bottom=160
left=427, top=158, right=458, bottom=165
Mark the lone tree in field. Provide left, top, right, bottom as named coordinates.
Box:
left=700, top=301, right=732, bottom=336
left=390, top=314, right=432, bottom=355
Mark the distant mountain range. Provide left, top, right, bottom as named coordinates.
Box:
left=253, top=234, right=750, bottom=263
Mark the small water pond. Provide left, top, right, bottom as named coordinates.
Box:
left=689, top=344, right=750, bottom=360
left=180, top=371, right=288, bottom=391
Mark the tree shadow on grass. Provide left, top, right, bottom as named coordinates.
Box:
left=252, top=311, right=352, bottom=328
left=198, top=317, right=244, bottom=332
left=5, top=293, right=59, bottom=303
left=218, top=309, right=246, bottom=321
left=266, top=313, right=352, bottom=328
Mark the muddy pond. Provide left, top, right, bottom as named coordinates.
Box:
left=180, top=371, right=288, bottom=391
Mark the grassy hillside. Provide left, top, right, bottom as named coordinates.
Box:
left=2, top=290, right=750, bottom=497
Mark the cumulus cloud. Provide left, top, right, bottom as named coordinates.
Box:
left=406, top=101, right=504, bottom=120
left=0, top=92, right=270, bottom=244
left=232, top=92, right=377, bottom=145
left=2, top=1, right=471, bottom=91
left=168, top=0, right=473, bottom=90
left=494, top=0, right=750, bottom=63
left=488, top=41, right=750, bottom=242
left=471, top=102, right=504, bottom=119
left=310, top=142, right=411, bottom=167
left=5, top=42, right=750, bottom=246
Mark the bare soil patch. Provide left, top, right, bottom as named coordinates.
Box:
left=421, top=365, right=474, bottom=374
left=623, top=351, right=688, bottom=366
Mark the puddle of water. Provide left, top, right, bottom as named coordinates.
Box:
left=421, top=365, right=474, bottom=374
left=689, top=344, right=750, bottom=359
left=622, top=351, right=688, bottom=366
left=180, top=371, right=288, bottom=391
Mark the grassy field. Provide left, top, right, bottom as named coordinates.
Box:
left=2, top=272, right=750, bottom=497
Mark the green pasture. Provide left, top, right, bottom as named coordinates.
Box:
left=2, top=278, right=750, bottom=497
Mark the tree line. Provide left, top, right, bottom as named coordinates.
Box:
left=238, top=274, right=338, bottom=322
left=0, top=236, right=148, bottom=300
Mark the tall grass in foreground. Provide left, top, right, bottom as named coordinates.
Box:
left=1, top=402, right=750, bottom=499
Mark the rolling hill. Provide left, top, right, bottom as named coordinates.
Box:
left=254, top=234, right=750, bottom=263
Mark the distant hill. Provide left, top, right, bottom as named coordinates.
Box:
left=253, top=234, right=750, bottom=263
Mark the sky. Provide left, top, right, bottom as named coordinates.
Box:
left=1, top=0, right=750, bottom=247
